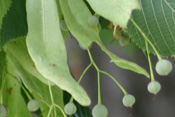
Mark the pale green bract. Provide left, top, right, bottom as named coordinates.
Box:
left=86, top=0, right=141, bottom=28
left=92, top=104, right=108, bottom=117
left=122, top=94, right=136, bottom=107
left=59, top=0, right=150, bottom=78
left=64, top=102, right=77, bottom=115
left=26, top=0, right=90, bottom=106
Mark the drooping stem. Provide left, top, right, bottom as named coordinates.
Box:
left=87, top=49, right=128, bottom=102
left=48, top=80, right=57, bottom=117
left=145, top=41, right=155, bottom=81
left=99, top=70, right=128, bottom=95
left=130, top=18, right=162, bottom=61
left=70, top=62, right=92, bottom=102
left=97, top=71, right=102, bottom=104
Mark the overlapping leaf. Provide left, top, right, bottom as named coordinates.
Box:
left=0, top=0, right=27, bottom=48
left=2, top=62, right=32, bottom=117
left=4, top=38, right=65, bottom=117
left=26, top=0, right=90, bottom=106
left=4, top=38, right=50, bottom=85
left=59, top=0, right=150, bottom=78
left=128, top=0, right=175, bottom=56
left=86, top=0, right=141, bottom=28
left=0, top=0, right=11, bottom=30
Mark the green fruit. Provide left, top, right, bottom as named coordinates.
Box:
left=64, top=102, right=77, bottom=115
left=88, top=16, right=99, bottom=26
left=122, top=94, right=136, bottom=107
left=27, top=99, right=40, bottom=112
left=92, top=104, right=108, bottom=117
left=147, top=81, right=161, bottom=94
left=155, top=59, right=172, bottom=76
left=0, top=104, right=7, bottom=117
left=60, top=20, right=68, bottom=31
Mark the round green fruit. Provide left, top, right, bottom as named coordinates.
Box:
left=88, top=16, right=99, bottom=26
left=92, top=104, right=108, bottom=117
left=155, top=59, right=172, bottom=76
left=27, top=99, right=40, bottom=112
left=64, top=102, right=77, bottom=115
left=122, top=94, right=136, bottom=107
left=147, top=81, right=161, bottom=94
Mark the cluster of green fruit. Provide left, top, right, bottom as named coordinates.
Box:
left=60, top=15, right=173, bottom=117
left=64, top=93, right=135, bottom=117
left=148, top=59, right=173, bottom=95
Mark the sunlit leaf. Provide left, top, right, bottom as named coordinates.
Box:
left=26, top=0, right=90, bottom=106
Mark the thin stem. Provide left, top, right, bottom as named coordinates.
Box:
left=87, top=49, right=99, bottom=71
left=54, top=104, right=67, bottom=117
left=97, top=71, right=101, bottom=104
left=47, top=105, right=53, bottom=117
left=87, top=49, right=102, bottom=104
left=48, top=80, right=57, bottom=117
left=113, top=25, right=117, bottom=36
left=78, top=63, right=93, bottom=84
left=99, top=70, right=128, bottom=95
left=70, top=63, right=93, bottom=102
left=145, top=41, right=155, bottom=81
left=130, top=18, right=162, bottom=60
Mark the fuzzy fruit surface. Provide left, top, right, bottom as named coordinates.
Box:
left=155, top=59, right=172, bottom=76
left=0, top=104, right=7, bottom=117
left=92, top=104, right=108, bottom=117
left=147, top=81, right=161, bottom=94
left=27, top=99, right=40, bottom=112
left=88, top=16, right=99, bottom=26
left=122, top=94, right=136, bottom=107
left=64, top=102, right=77, bottom=115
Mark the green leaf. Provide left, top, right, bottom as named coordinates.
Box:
left=0, top=0, right=27, bottom=48
left=4, top=38, right=65, bottom=117
left=2, top=61, right=32, bottom=117
left=128, top=0, right=175, bottom=56
left=0, top=51, right=6, bottom=87
left=86, top=0, right=141, bottom=28
left=4, top=38, right=50, bottom=86
left=59, top=0, right=150, bottom=78
left=26, top=0, right=90, bottom=106
left=0, top=0, right=11, bottom=30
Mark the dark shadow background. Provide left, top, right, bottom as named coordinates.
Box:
left=66, top=34, right=175, bottom=117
